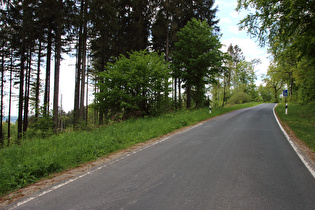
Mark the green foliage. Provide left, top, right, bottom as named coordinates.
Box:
left=294, top=58, right=315, bottom=104
left=151, top=0, right=219, bottom=54
left=1, top=122, right=18, bottom=146
left=258, top=84, right=272, bottom=102
left=227, top=91, right=252, bottom=105
left=237, top=0, right=314, bottom=59
left=26, top=116, right=54, bottom=139
left=275, top=102, right=315, bottom=152
left=263, top=62, right=286, bottom=102
left=237, top=0, right=315, bottom=104
left=95, top=50, right=170, bottom=119
left=172, top=18, right=223, bottom=108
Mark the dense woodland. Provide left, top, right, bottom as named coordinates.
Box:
left=0, top=0, right=314, bottom=146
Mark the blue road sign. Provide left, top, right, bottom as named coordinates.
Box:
left=283, top=89, right=288, bottom=97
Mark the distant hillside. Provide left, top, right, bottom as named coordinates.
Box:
left=2, top=116, right=18, bottom=123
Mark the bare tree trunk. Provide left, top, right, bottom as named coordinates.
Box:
left=165, top=0, right=169, bottom=62
left=53, top=5, right=62, bottom=133
left=8, top=55, right=13, bottom=143
left=74, top=44, right=81, bottom=127
left=35, top=41, right=41, bottom=119
left=86, top=71, right=89, bottom=124
left=23, top=49, right=32, bottom=133
left=74, top=20, right=83, bottom=127
left=98, top=57, right=105, bottom=125
left=80, top=23, right=87, bottom=122
left=86, top=58, right=89, bottom=124
left=174, top=77, right=177, bottom=107
left=44, top=29, right=52, bottom=116
left=222, top=73, right=226, bottom=107
left=290, top=75, right=293, bottom=97
left=18, top=35, right=26, bottom=141
left=0, top=54, right=4, bottom=146
left=186, top=83, right=191, bottom=109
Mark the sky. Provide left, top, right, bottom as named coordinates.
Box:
left=5, top=0, right=271, bottom=116
left=214, top=0, right=270, bottom=83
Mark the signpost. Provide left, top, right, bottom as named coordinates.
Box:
left=283, top=89, right=288, bottom=115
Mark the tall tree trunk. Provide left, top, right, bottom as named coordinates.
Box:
left=196, top=82, right=201, bottom=109
left=222, top=73, right=226, bottom=107
left=35, top=41, right=41, bottom=119
left=290, top=73, right=293, bottom=97
left=23, top=49, right=32, bottom=133
left=94, top=77, right=97, bottom=124
left=98, top=58, right=105, bottom=125
left=165, top=0, right=170, bottom=62
left=44, top=29, right=52, bottom=116
left=86, top=68, right=89, bottom=124
left=18, top=24, right=26, bottom=141
left=186, top=83, right=191, bottom=109
left=174, top=77, right=177, bottom=107
left=0, top=54, right=4, bottom=146
left=8, top=55, right=13, bottom=143
left=74, top=27, right=83, bottom=127
left=80, top=3, right=87, bottom=122
left=53, top=4, right=62, bottom=133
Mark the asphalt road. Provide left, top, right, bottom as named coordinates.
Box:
left=9, top=104, right=315, bottom=209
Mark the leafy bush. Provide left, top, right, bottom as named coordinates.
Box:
left=227, top=91, right=251, bottom=105
left=95, top=50, right=171, bottom=119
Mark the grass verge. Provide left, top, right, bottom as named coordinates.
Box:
left=275, top=102, right=315, bottom=152
left=0, top=102, right=260, bottom=196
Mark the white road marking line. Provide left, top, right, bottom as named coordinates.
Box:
left=273, top=104, right=315, bottom=179
left=10, top=122, right=203, bottom=209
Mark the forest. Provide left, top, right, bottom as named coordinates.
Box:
left=0, top=0, right=314, bottom=146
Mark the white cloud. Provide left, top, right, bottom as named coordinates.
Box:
left=219, top=17, right=232, bottom=24
left=228, top=26, right=240, bottom=34
left=230, top=11, right=240, bottom=18
left=215, top=1, right=237, bottom=9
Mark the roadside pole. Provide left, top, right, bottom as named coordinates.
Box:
left=283, top=89, right=288, bottom=115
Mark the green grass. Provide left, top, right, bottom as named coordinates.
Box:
left=275, top=102, right=315, bottom=152
left=0, top=102, right=260, bottom=196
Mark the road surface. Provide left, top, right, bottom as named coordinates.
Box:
left=8, top=104, right=315, bottom=209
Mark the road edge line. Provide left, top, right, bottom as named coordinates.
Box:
left=273, top=103, right=315, bottom=179
left=8, top=121, right=204, bottom=209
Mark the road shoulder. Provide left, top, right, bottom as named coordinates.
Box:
left=0, top=118, right=208, bottom=209
left=273, top=104, right=315, bottom=178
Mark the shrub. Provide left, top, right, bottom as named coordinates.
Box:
left=227, top=91, right=251, bottom=105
